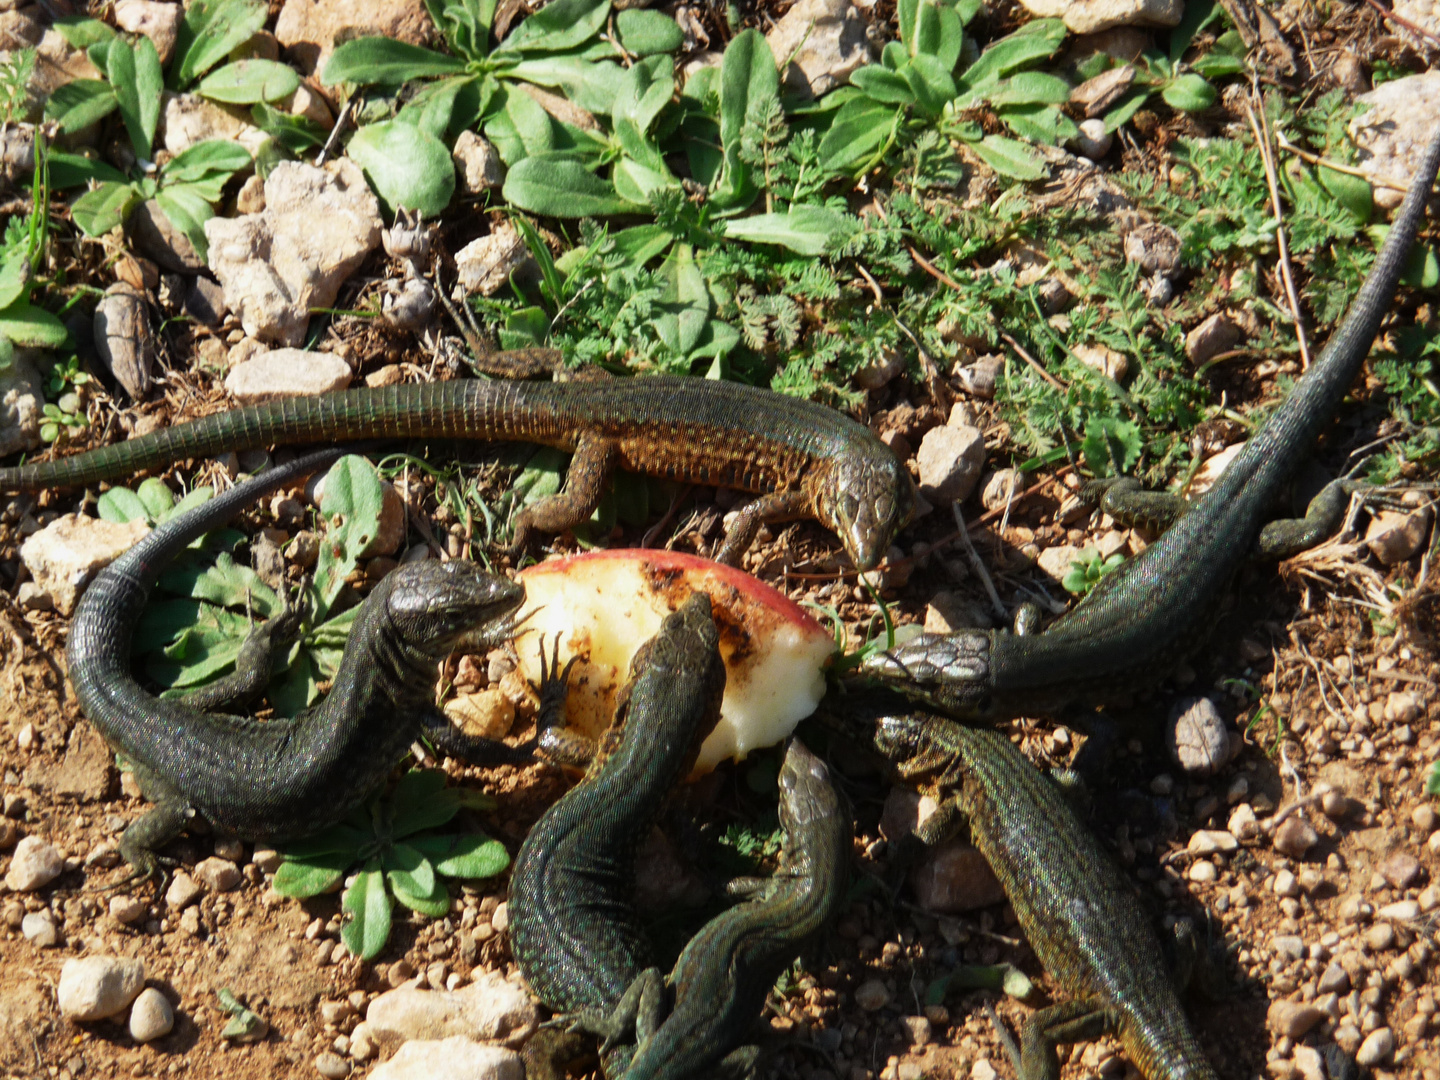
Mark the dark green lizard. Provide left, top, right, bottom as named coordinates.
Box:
left=614, top=737, right=850, bottom=1080
left=858, top=710, right=1217, bottom=1080
left=2, top=375, right=915, bottom=570
left=509, top=591, right=727, bottom=1077
left=67, top=448, right=530, bottom=878
left=862, top=126, right=1440, bottom=719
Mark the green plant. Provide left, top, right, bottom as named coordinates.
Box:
left=1427, top=760, right=1440, bottom=797
left=39, top=401, right=88, bottom=444
left=1061, top=546, right=1124, bottom=596
left=0, top=46, right=36, bottom=124
left=272, top=770, right=511, bottom=960
left=44, top=2, right=262, bottom=257
left=45, top=354, right=92, bottom=396
left=0, top=142, right=68, bottom=370
left=123, top=455, right=386, bottom=715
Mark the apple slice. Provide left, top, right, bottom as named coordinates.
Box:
left=515, top=550, right=834, bottom=773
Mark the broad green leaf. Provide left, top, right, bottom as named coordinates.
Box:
left=903, top=54, right=958, bottom=116
left=198, top=59, right=301, bottom=104
left=170, top=0, right=269, bottom=89
left=714, top=29, right=778, bottom=211
left=849, top=64, right=916, bottom=105
left=281, top=823, right=370, bottom=860
left=166, top=486, right=216, bottom=522
left=687, top=318, right=740, bottom=361
left=313, top=456, right=387, bottom=616
left=51, top=16, right=115, bottom=50
left=616, top=9, right=684, bottom=55
left=1161, top=73, right=1216, bottom=112
left=985, top=71, right=1071, bottom=107
left=44, top=80, right=118, bottom=134
left=322, top=37, right=467, bottom=87
left=1191, top=52, right=1244, bottom=79
left=612, top=156, right=678, bottom=205
left=399, top=77, right=467, bottom=139
left=390, top=770, right=462, bottom=837
left=0, top=301, right=68, bottom=348
left=722, top=205, right=859, bottom=256
left=957, top=18, right=1066, bottom=92
left=97, top=487, right=151, bottom=524
left=502, top=155, right=637, bottom=216
left=341, top=861, right=392, bottom=960
left=161, top=551, right=280, bottom=612
left=347, top=120, right=456, bottom=217
left=500, top=306, right=549, bottom=349
left=506, top=56, right=626, bottom=116
left=308, top=605, right=360, bottom=648
left=998, top=102, right=1077, bottom=146
left=971, top=134, right=1047, bottom=181
left=1318, top=165, right=1372, bottom=225
left=164, top=140, right=254, bottom=183
left=48, top=151, right=127, bottom=189
left=410, top=833, right=511, bottom=878
left=818, top=97, right=897, bottom=175
left=383, top=842, right=437, bottom=898
left=71, top=181, right=140, bottom=238
left=901, top=0, right=963, bottom=70
left=108, top=37, right=163, bottom=161
left=252, top=105, right=327, bottom=153
left=271, top=853, right=349, bottom=898
left=613, top=54, right=674, bottom=137
left=484, top=85, right=560, bottom=164
left=1081, top=416, right=1142, bottom=477
left=609, top=223, right=674, bottom=266
left=1168, top=0, right=1221, bottom=63
left=1427, top=759, right=1440, bottom=796
left=155, top=184, right=217, bottom=261
left=268, top=647, right=319, bottom=715
left=136, top=477, right=176, bottom=520
left=497, top=0, right=610, bottom=55
left=1101, top=87, right=1150, bottom=134
left=391, top=877, right=451, bottom=917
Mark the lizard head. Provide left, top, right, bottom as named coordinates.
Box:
left=859, top=631, right=995, bottom=719
left=777, top=738, right=842, bottom=832
left=380, top=561, right=526, bottom=659
left=818, top=447, right=919, bottom=571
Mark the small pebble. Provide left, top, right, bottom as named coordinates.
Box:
left=854, top=980, right=890, bottom=1011
left=1355, top=1027, right=1394, bottom=1066
left=110, top=895, right=146, bottom=924
left=21, top=910, right=57, bottom=947
left=314, top=1052, right=350, bottom=1079
left=128, top=988, right=175, bottom=1042
left=1380, top=851, right=1421, bottom=889
left=165, top=872, right=204, bottom=910
left=194, top=856, right=241, bottom=892
left=4, top=836, right=64, bottom=891
left=1273, top=817, right=1318, bottom=858
left=57, top=956, right=146, bottom=1020
left=1188, top=860, right=1216, bottom=883
left=1317, top=962, right=1350, bottom=994
left=1267, top=1000, right=1326, bottom=1039
left=1364, top=923, right=1396, bottom=951
left=1187, top=830, right=1238, bottom=855
left=1377, top=900, right=1419, bottom=921
left=902, top=1015, right=931, bottom=1046
left=1273, top=870, right=1300, bottom=898
left=1412, top=805, right=1437, bottom=834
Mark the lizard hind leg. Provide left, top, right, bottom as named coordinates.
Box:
left=1257, top=478, right=1362, bottom=559
left=504, top=435, right=619, bottom=557
left=179, top=589, right=310, bottom=713
left=997, top=996, right=1116, bottom=1080
left=1085, top=477, right=1189, bottom=534
left=111, top=800, right=196, bottom=893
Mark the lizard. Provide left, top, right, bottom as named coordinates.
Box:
left=852, top=707, right=1218, bottom=1080
left=614, top=737, right=851, bottom=1080
left=860, top=124, right=1440, bottom=720
left=0, top=373, right=916, bottom=571
left=67, top=447, right=531, bottom=880
left=508, top=591, right=727, bottom=1078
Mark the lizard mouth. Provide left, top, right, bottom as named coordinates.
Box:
left=455, top=599, right=536, bottom=652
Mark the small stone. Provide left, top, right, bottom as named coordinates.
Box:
left=1228, top=803, right=1260, bottom=842
left=491, top=902, right=508, bottom=933
left=1355, top=1027, right=1394, bottom=1066
left=765, top=0, right=873, bottom=99
left=194, top=856, right=241, bottom=893
left=129, top=987, right=175, bottom=1042
left=902, top=1015, right=931, bottom=1046
left=165, top=872, right=204, bottom=909
left=456, top=223, right=535, bottom=298
left=1380, top=851, right=1421, bottom=889
left=854, top=980, right=890, bottom=1011
left=1188, top=830, right=1238, bottom=855
left=252, top=848, right=283, bottom=874
left=1273, top=817, right=1318, bottom=858
left=21, top=910, right=57, bottom=946
left=314, top=1052, right=350, bottom=1079
left=57, top=956, right=146, bottom=1020
left=1272, top=935, right=1305, bottom=961
left=366, top=1036, right=522, bottom=1080
left=1185, top=312, right=1243, bottom=366
left=1321, top=790, right=1358, bottom=821
left=1266, top=999, right=1326, bottom=1039
left=225, top=348, right=352, bottom=404
left=1318, top=962, right=1350, bottom=994
left=94, top=283, right=154, bottom=398
left=1072, top=342, right=1128, bottom=381
left=20, top=515, right=151, bottom=615
left=364, top=970, right=538, bottom=1045
left=1072, top=117, right=1113, bottom=160
left=4, top=835, right=64, bottom=891
left=1188, top=860, right=1216, bottom=883
left=1273, top=870, right=1301, bottom=898
left=1017, top=0, right=1182, bottom=34
left=971, top=1061, right=998, bottom=1080
left=910, top=840, right=1005, bottom=913
left=1364, top=923, right=1396, bottom=951
left=1168, top=697, right=1229, bottom=776
left=915, top=424, right=985, bottom=505
left=1365, top=508, right=1430, bottom=565
left=444, top=689, right=515, bottom=741
left=1385, top=691, right=1422, bottom=724
left=109, top=894, right=146, bottom=924
left=1377, top=900, right=1420, bottom=921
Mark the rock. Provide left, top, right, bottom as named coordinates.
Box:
left=185, top=276, right=229, bottom=327
left=20, top=514, right=150, bottom=615
left=765, top=0, right=873, bottom=99
left=112, top=0, right=181, bottom=63
left=911, top=839, right=1006, bottom=913
left=361, top=482, right=407, bottom=557
left=94, top=283, right=154, bottom=399
left=1363, top=922, right=1395, bottom=951
left=1317, top=961, right=1350, bottom=995
left=1273, top=817, right=1318, bottom=858
left=205, top=159, right=382, bottom=345
left=455, top=223, right=535, bottom=297
left=128, top=987, right=175, bottom=1042
left=1394, top=1, right=1440, bottom=50
left=1166, top=696, right=1229, bottom=776
left=453, top=132, right=505, bottom=194
left=1189, top=443, right=1243, bottom=496
left=444, top=690, right=515, bottom=741
left=224, top=348, right=353, bottom=403
left=1070, top=66, right=1136, bottom=116
left=4, top=835, right=64, bottom=891
left=126, top=199, right=205, bottom=274
left=110, top=894, right=146, bottom=924
left=22, top=722, right=114, bottom=802
left=1266, top=999, right=1326, bottom=1039
left=1185, top=313, right=1243, bottom=366
left=1187, top=830, right=1237, bottom=855
left=1351, top=71, right=1440, bottom=210
left=367, top=1036, right=521, bottom=1080
left=315, top=1051, right=350, bottom=1079
left=194, top=856, right=241, bottom=893
left=165, top=871, right=204, bottom=910
left=275, top=0, right=437, bottom=75
left=1365, top=508, right=1430, bottom=565
left=1355, top=1027, right=1394, bottom=1066
left=57, top=956, right=146, bottom=1020
left=21, top=910, right=57, bottom=946
left=161, top=93, right=267, bottom=158
left=1017, top=0, right=1182, bottom=33
left=879, top=787, right=938, bottom=842
left=1123, top=222, right=1181, bottom=276
left=1377, top=900, right=1420, bottom=921
left=364, top=970, right=538, bottom=1048
left=1188, top=859, right=1216, bottom=883
left=1071, top=342, right=1128, bottom=381
left=0, top=351, right=46, bottom=456
left=915, top=424, right=985, bottom=504
left=1380, top=850, right=1422, bottom=889
left=902, top=1015, right=931, bottom=1046
left=954, top=353, right=1003, bottom=399
left=1385, top=691, right=1422, bottom=723
left=980, top=469, right=1020, bottom=512
left=1272, top=870, right=1300, bottom=898
left=1071, top=117, right=1113, bottom=160
left=1271, top=934, right=1304, bottom=960
left=853, top=979, right=890, bottom=1011
left=1035, top=543, right=1082, bottom=583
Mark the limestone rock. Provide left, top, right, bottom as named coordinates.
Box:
left=94, top=283, right=154, bottom=399
left=1351, top=71, right=1440, bottom=210
left=0, top=351, right=46, bottom=457
left=128, top=987, right=175, bottom=1042
left=1185, top=313, right=1243, bottom=366
left=1365, top=508, right=1430, bottom=565
left=161, top=93, right=267, bottom=158
left=364, top=971, right=538, bottom=1049
left=113, top=0, right=182, bottom=63
left=276, top=0, right=437, bottom=76
left=455, top=223, right=535, bottom=298
left=915, top=424, right=984, bottom=504
left=1018, top=0, right=1182, bottom=34
left=57, top=956, right=146, bottom=1021
left=911, top=839, right=1005, bottom=913
left=453, top=132, right=505, bottom=194
left=1167, top=696, right=1230, bottom=776
left=766, top=0, right=873, bottom=99
left=20, top=514, right=150, bottom=615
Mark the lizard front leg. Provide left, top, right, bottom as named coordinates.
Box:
left=1004, top=996, right=1116, bottom=1080
left=1258, top=478, right=1361, bottom=558
left=715, top=489, right=810, bottom=566
left=179, top=595, right=307, bottom=713
left=1083, top=477, right=1189, bottom=534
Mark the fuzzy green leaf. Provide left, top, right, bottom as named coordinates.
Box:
left=97, top=486, right=151, bottom=524
left=71, top=181, right=140, bottom=238
left=503, top=155, right=636, bottom=216
left=170, top=0, right=269, bottom=90
left=818, top=97, right=896, bottom=174
left=347, top=120, right=456, bottom=216
left=341, top=861, right=393, bottom=960
left=616, top=9, right=683, bottom=55
left=312, top=456, right=387, bottom=617
left=44, top=79, right=118, bottom=134
left=1160, top=73, right=1216, bottom=112
left=1317, top=165, right=1372, bottom=225
left=410, top=833, right=511, bottom=879
left=497, top=0, right=610, bottom=55
left=970, top=134, right=1047, bottom=181
left=322, top=37, right=468, bottom=87
left=383, top=842, right=437, bottom=898
left=390, top=771, right=463, bottom=838
left=713, top=29, right=778, bottom=210
left=271, top=854, right=348, bottom=898
left=722, top=206, right=859, bottom=256
left=197, top=59, right=301, bottom=104
left=391, top=877, right=451, bottom=917
left=0, top=301, right=68, bottom=348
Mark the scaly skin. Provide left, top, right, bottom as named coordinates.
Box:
left=2, top=376, right=916, bottom=570
left=865, top=712, right=1217, bottom=1080
left=67, top=448, right=529, bottom=878
left=616, top=738, right=851, bottom=1080
left=508, top=592, right=727, bottom=1077
left=862, top=126, right=1440, bottom=718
